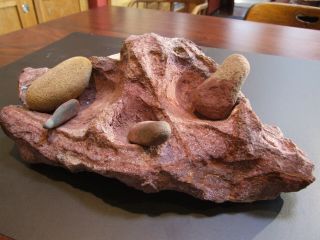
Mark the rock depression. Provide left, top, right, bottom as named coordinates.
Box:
left=0, top=33, right=315, bottom=203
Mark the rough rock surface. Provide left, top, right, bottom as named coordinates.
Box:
left=0, top=33, right=315, bottom=202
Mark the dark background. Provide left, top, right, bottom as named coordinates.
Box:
left=0, top=33, right=319, bottom=240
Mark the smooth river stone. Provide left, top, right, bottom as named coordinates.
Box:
left=26, top=56, right=92, bottom=112
left=193, top=54, right=250, bottom=120
left=43, top=99, right=80, bottom=129
left=128, top=121, right=172, bottom=146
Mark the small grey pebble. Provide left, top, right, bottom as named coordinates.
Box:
left=43, top=99, right=80, bottom=129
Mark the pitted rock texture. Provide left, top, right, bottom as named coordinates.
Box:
left=0, top=33, right=315, bottom=202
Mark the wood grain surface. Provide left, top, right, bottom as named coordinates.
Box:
left=0, top=5, right=320, bottom=67
left=245, top=2, right=320, bottom=30
left=0, top=0, right=38, bottom=35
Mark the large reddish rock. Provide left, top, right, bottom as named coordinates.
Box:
left=0, top=33, right=315, bottom=202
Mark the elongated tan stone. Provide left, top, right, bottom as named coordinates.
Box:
left=193, top=54, right=250, bottom=120
left=26, top=56, right=92, bottom=112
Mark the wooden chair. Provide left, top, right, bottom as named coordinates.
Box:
left=245, top=2, right=320, bottom=30
left=191, top=1, right=208, bottom=15
left=128, top=0, right=208, bottom=15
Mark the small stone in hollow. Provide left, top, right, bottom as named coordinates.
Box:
left=128, top=121, right=171, bottom=146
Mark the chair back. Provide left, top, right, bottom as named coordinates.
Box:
left=128, top=0, right=175, bottom=11
left=191, top=1, right=208, bottom=15
left=245, top=2, right=320, bottom=30
left=128, top=0, right=207, bottom=14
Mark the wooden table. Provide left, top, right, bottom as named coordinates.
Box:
left=1, top=6, right=320, bottom=240
left=0, top=5, right=320, bottom=67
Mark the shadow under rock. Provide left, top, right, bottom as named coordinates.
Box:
left=9, top=144, right=284, bottom=218
left=6, top=136, right=285, bottom=240
left=26, top=163, right=284, bottom=218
